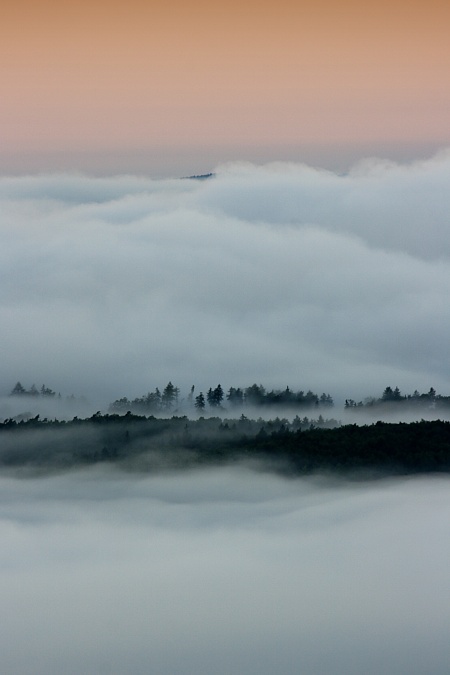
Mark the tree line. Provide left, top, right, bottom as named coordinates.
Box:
left=0, top=411, right=449, bottom=477
left=108, top=382, right=334, bottom=415
left=10, top=382, right=59, bottom=398
left=345, top=386, right=450, bottom=411
left=9, top=381, right=450, bottom=416
left=8, top=381, right=86, bottom=407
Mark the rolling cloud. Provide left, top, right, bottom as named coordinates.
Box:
left=0, top=469, right=448, bottom=675
left=2, top=151, right=450, bottom=409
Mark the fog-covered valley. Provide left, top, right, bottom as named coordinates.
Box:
left=2, top=152, right=450, bottom=674
left=0, top=469, right=448, bottom=675
left=2, top=152, right=450, bottom=406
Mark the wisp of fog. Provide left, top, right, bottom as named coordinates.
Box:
left=0, top=468, right=448, bottom=675
left=2, top=150, right=450, bottom=410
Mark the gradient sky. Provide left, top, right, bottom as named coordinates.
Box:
left=1, top=0, right=449, bottom=175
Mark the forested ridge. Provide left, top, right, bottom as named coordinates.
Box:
left=9, top=381, right=450, bottom=415
left=1, top=412, right=449, bottom=477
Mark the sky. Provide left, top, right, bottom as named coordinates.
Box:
left=2, top=152, right=450, bottom=414
left=0, top=468, right=449, bottom=675
left=1, top=0, right=449, bottom=175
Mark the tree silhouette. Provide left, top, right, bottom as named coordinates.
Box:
left=195, top=392, right=205, bottom=412
left=227, top=387, right=244, bottom=407
left=244, top=384, right=266, bottom=406
left=10, top=382, right=26, bottom=396
left=207, top=385, right=224, bottom=407
left=162, top=382, right=179, bottom=410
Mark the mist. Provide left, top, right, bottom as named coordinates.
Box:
left=2, top=150, right=450, bottom=411
left=0, top=468, right=448, bottom=675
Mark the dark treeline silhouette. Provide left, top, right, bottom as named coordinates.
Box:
left=345, top=386, right=450, bottom=412
left=0, top=411, right=449, bottom=477
left=109, top=383, right=334, bottom=415
left=9, top=381, right=87, bottom=408
left=109, top=382, right=180, bottom=416
left=9, top=380, right=450, bottom=418
left=10, top=381, right=58, bottom=398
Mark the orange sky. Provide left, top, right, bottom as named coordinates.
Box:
left=1, top=0, right=449, bottom=174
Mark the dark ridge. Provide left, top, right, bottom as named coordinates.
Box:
left=1, top=414, right=449, bottom=478
left=181, top=172, right=215, bottom=180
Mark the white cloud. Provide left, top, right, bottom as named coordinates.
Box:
left=1, top=151, right=450, bottom=408
left=0, top=469, right=448, bottom=675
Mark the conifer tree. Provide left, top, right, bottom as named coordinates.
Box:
left=195, top=392, right=205, bottom=412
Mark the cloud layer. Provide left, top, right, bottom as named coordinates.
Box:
left=0, top=469, right=449, bottom=675
left=2, top=151, right=450, bottom=409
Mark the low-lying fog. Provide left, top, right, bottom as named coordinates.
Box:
left=1, top=393, right=448, bottom=427
left=1, top=468, right=448, bottom=675
left=2, top=151, right=450, bottom=409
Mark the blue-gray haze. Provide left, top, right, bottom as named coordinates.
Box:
left=1, top=150, right=450, bottom=413
left=2, top=152, right=450, bottom=675
left=0, top=469, right=448, bottom=675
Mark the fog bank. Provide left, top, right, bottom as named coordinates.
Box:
left=2, top=151, right=450, bottom=408
left=0, top=469, right=448, bottom=675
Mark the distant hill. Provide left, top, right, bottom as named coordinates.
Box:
left=1, top=413, right=450, bottom=477
left=181, top=172, right=215, bottom=180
